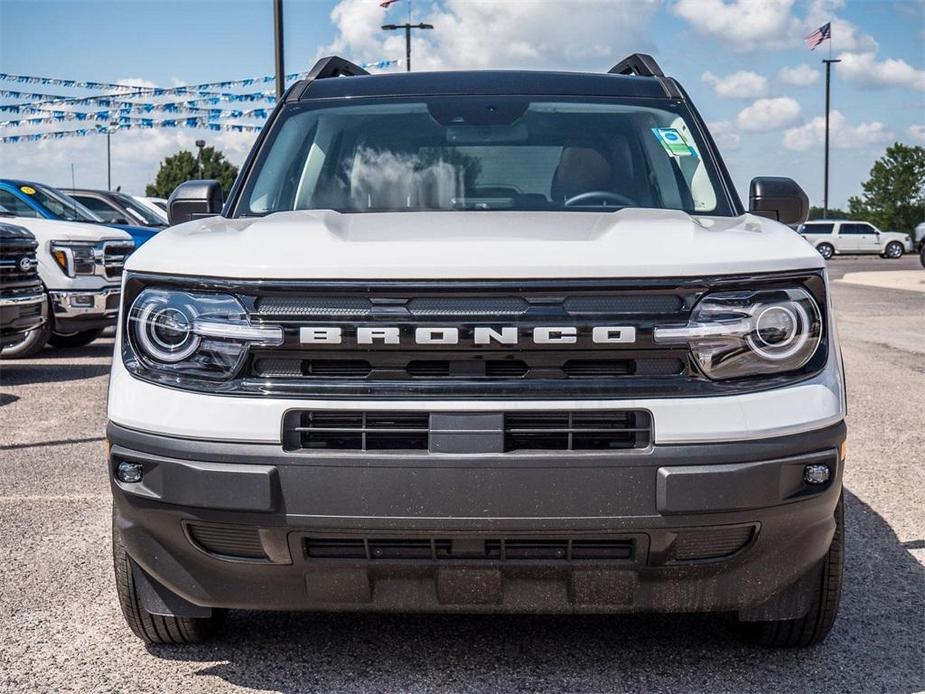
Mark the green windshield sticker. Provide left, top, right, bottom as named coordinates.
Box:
left=652, top=128, right=694, bottom=157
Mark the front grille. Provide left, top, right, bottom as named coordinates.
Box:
left=283, top=409, right=651, bottom=453
left=503, top=411, right=651, bottom=451
left=250, top=354, right=684, bottom=381
left=305, top=537, right=635, bottom=562
left=102, top=241, right=133, bottom=280
left=0, top=242, right=39, bottom=284
left=187, top=524, right=267, bottom=560
left=671, top=525, right=755, bottom=561
left=288, top=411, right=430, bottom=451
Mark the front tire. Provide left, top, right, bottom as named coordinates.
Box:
left=884, top=241, right=904, bottom=259
left=746, top=494, right=843, bottom=648
left=816, top=243, right=834, bottom=260
left=112, top=511, right=224, bottom=644
left=0, top=315, right=51, bottom=359
left=48, top=328, right=103, bottom=349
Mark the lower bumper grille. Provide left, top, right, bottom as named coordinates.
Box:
left=671, top=525, right=755, bottom=561
left=305, top=537, right=635, bottom=562
left=187, top=524, right=267, bottom=560
left=283, top=409, right=652, bottom=453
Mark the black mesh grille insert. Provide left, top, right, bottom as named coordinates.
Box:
left=288, top=411, right=430, bottom=451
left=304, top=537, right=635, bottom=562
left=284, top=410, right=651, bottom=452
left=503, top=411, right=650, bottom=451
left=188, top=524, right=267, bottom=560
left=672, top=525, right=755, bottom=561
left=562, top=359, right=635, bottom=377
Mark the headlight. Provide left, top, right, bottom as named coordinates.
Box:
left=127, top=288, right=283, bottom=380
left=50, top=241, right=95, bottom=276
left=654, top=287, right=822, bottom=380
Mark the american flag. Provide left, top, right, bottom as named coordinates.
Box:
left=805, top=22, right=831, bottom=50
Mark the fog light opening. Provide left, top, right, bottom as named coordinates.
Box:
left=71, top=295, right=95, bottom=308
left=117, top=461, right=144, bottom=483
left=803, top=463, right=830, bottom=485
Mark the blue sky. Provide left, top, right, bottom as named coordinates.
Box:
left=1, top=0, right=923, bottom=209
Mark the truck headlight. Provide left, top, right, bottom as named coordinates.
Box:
left=127, top=288, right=283, bottom=380
left=653, top=288, right=822, bottom=380
left=50, top=241, right=95, bottom=277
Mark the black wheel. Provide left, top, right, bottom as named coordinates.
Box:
left=48, top=328, right=103, bottom=348
left=816, top=243, right=834, bottom=260
left=112, top=510, right=224, bottom=644
left=920, top=246, right=925, bottom=269
left=884, top=241, right=904, bottom=259
left=747, top=494, right=843, bottom=648
left=0, top=315, right=51, bottom=359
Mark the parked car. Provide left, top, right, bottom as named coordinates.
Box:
left=0, top=204, right=133, bottom=357
left=0, top=220, right=46, bottom=348
left=66, top=189, right=167, bottom=229
left=108, top=54, right=846, bottom=649
left=798, top=219, right=912, bottom=259
left=133, top=196, right=169, bottom=219
left=0, top=180, right=160, bottom=248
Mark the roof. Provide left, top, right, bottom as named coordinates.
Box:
left=294, top=69, right=674, bottom=101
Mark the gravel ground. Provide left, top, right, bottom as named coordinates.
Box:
left=0, top=256, right=922, bottom=693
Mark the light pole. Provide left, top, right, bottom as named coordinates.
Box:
left=195, top=139, right=206, bottom=178
left=273, top=0, right=285, bottom=99
left=106, top=120, right=118, bottom=190
left=381, top=22, right=433, bottom=72
left=822, top=58, right=841, bottom=218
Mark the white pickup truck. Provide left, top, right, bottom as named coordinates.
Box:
left=0, top=206, right=133, bottom=357
left=799, top=219, right=912, bottom=259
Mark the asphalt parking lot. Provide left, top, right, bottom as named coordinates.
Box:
left=0, top=256, right=922, bottom=693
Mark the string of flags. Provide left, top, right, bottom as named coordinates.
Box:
left=0, top=62, right=399, bottom=143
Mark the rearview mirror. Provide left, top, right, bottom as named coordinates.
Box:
left=167, top=180, right=223, bottom=226
left=749, top=177, right=809, bottom=226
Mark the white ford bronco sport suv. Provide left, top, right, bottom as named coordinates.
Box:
left=108, top=55, right=847, bottom=648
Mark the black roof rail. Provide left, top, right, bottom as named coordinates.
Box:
left=608, top=53, right=665, bottom=78
left=288, top=56, right=369, bottom=101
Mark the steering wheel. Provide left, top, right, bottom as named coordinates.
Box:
left=563, top=191, right=636, bottom=208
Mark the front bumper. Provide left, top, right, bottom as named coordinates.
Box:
left=49, top=286, right=120, bottom=332
left=110, top=420, right=845, bottom=617
left=0, top=287, right=46, bottom=345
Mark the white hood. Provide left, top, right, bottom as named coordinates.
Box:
left=126, top=208, right=823, bottom=279
left=2, top=215, right=132, bottom=243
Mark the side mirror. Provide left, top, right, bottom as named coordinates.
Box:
left=167, top=180, right=223, bottom=226
left=749, top=177, right=809, bottom=226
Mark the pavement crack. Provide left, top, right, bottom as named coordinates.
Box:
left=0, top=436, right=106, bottom=451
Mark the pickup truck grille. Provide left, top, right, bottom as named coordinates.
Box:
left=0, top=236, right=40, bottom=287
left=101, top=241, right=134, bottom=280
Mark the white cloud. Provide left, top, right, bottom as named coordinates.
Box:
left=701, top=70, right=768, bottom=99
left=707, top=120, right=741, bottom=150
left=736, top=97, right=801, bottom=131
left=835, top=51, right=925, bottom=90
left=672, top=0, right=802, bottom=51
left=671, top=0, right=878, bottom=53
left=777, top=64, right=820, bottom=86
left=782, top=110, right=894, bottom=150
left=907, top=124, right=925, bottom=143
left=321, top=0, right=659, bottom=71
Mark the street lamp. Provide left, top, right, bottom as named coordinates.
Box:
left=106, top=120, right=118, bottom=191
left=195, top=139, right=206, bottom=178
left=381, top=22, right=433, bottom=72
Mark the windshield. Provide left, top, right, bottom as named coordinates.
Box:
left=115, top=193, right=166, bottom=226
left=25, top=184, right=103, bottom=223
left=236, top=96, right=730, bottom=216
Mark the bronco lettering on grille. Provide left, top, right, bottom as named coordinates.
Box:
left=299, top=326, right=637, bottom=346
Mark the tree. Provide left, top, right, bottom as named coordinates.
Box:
left=808, top=206, right=848, bottom=220
left=145, top=146, right=239, bottom=198
left=847, top=143, right=925, bottom=234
